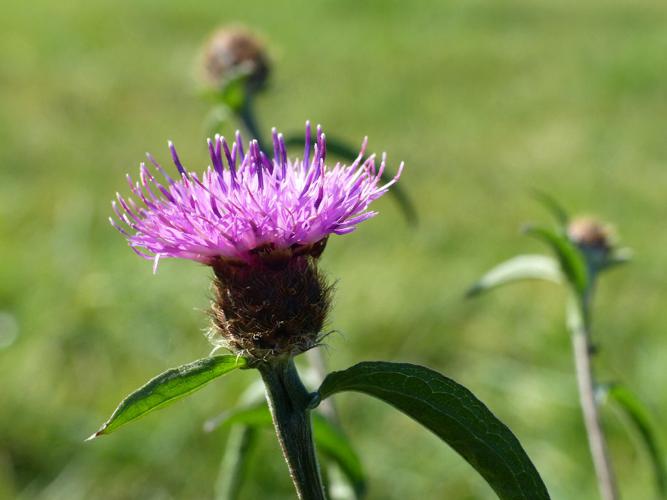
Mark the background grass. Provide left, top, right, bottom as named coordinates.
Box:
left=1, top=0, right=667, bottom=498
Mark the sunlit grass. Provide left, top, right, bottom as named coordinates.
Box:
left=1, top=0, right=666, bottom=498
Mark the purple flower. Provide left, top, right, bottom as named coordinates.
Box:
left=111, top=123, right=403, bottom=270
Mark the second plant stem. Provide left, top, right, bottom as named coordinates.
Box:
left=568, top=291, right=618, bottom=500
left=237, top=97, right=264, bottom=150
left=258, top=357, right=326, bottom=500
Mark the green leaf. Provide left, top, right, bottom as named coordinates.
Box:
left=466, top=254, right=562, bottom=297
left=599, top=247, right=633, bottom=272
left=531, top=190, right=569, bottom=227
left=219, top=404, right=367, bottom=497
left=317, top=362, right=550, bottom=500
left=216, top=404, right=273, bottom=427
left=88, top=355, right=246, bottom=440
left=215, top=425, right=258, bottom=500
left=599, top=383, right=666, bottom=497
left=311, top=413, right=367, bottom=498
left=283, top=133, right=417, bottom=225
left=523, top=225, right=588, bottom=295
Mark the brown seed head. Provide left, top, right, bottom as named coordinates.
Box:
left=202, top=26, right=270, bottom=91
left=209, top=256, right=332, bottom=361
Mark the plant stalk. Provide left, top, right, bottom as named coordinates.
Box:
left=237, top=96, right=265, bottom=150
left=258, top=357, right=326, bottom=500
left=569, top=293, right=618, bottom=500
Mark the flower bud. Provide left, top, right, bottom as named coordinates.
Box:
left=202, top=26, right=270, bottom=92
left=567, top=217, right=614, bottom=252
left=209, top=256, right=332, bottom=360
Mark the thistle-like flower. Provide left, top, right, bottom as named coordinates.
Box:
left=111, top=123, right=401, bottom=268
left=111, top=123, right=402, bottom=359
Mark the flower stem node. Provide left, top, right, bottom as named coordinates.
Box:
left=210, top=256, right=332, bottom=360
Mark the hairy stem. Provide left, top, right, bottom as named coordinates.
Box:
left=568, top=294, right=618, bottom=500
left=258, top=358, right=326, bottom=500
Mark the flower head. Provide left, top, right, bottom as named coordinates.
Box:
left=111, top=123, right=403, bottom=271
left=111, top=123, right=402, bottom=359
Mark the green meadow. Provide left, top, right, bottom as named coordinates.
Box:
left=1, top=0, right=667, bottom=498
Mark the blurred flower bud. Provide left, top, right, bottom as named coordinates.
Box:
left=202, top=26, right=270, bottom=93
left=567, top=217, right=615, bottom=252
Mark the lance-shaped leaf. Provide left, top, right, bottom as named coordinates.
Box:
left=599, top=383, right=667, bottom=497
left=523, top=225, right=588, bottom=295
left=531, top=190, right=569, bottom=227
left=284, top=133, right=417, bottom=224
left=599, top=247, right=633, bottom=273
left=218, top=404, right=367, bottom=497
left=312, top=413, right=367, bottom=498
left=215, top=425, right=258, bottom=500
left=317, top=362, right=550, bottom=500
left=88, top=355, right=247, bottom=440
left=467, top=254, right=562, bottom=297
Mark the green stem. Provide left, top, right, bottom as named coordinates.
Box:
left=258, top=358, right=326, bottom=500
left=237, top=96, right=265, bottom=150
left=568, top=291, right=618, bottom=500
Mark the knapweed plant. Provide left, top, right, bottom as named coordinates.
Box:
left=468, top=197, right=665, bottom=500
left=90, top=125, right=550, bottom=499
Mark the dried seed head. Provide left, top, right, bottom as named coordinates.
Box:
left=567, top=217, right=615, bottom=252
left=202, top=26, right=270, bottom=92
left=209, top=256, right=332, bottom=361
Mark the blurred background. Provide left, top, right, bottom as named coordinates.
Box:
left=1, top=0, right=667, bottom=498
